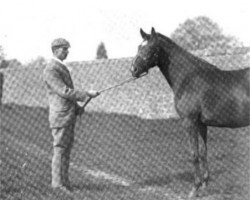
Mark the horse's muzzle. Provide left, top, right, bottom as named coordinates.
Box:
left=130, top=64, right=140, bottom=78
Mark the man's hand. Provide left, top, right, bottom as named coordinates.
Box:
left=87, top=90, right=100, bottom=98
left=78, top=106, right=85, bottom=116
left=76, top=103, right=85, bottom=116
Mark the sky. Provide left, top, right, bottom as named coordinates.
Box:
left=0, top=0, right=250, bottom=63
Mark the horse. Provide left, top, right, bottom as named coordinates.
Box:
left=130, top=27, right=250, bottom=197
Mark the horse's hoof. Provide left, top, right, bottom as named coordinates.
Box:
left=188, top=187, right=198, bottom=199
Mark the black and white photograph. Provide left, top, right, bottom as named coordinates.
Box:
left=0, top=0, right=249, bottom=199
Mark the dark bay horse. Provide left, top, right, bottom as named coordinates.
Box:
left=130, top=27, right=250, bottom=197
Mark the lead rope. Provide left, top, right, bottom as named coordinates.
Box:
left=80, top=72, right=148, bottom=111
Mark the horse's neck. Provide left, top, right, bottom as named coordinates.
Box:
left=158, top=44, right=196, bottom=94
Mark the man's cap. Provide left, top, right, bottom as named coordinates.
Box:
left=51, top=38, right=70, bottom=48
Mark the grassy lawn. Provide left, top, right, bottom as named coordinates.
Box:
left=1, top=104, right=249, bottom=200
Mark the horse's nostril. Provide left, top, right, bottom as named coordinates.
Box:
left=134, top=68, right=139, bottom=75
left=130, top=65, right=134, bottom=72
left=130, top=65, right=136, bottom=73
left=130, top=66, right=137, bottom=77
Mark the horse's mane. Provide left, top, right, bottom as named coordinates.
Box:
left=156, top=33, right=219, bottom=70
left=157, top=33, right=176, bottom=49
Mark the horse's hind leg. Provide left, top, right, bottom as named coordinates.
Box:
left=183, top=117, right=202, bottom=197
left=199, top=124, right=209, bottom=188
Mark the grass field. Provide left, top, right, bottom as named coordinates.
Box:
left=1, top=104, right=249, bottom=200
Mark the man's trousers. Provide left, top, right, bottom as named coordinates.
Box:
left=51, top=124, right=75, bottom=188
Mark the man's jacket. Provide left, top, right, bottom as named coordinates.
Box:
left=43, top=58, right=88, bottom=128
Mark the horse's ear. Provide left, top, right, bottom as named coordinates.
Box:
left=140, top=28, right=150, bottom=40
left=151, top=27, right=157, bottom=38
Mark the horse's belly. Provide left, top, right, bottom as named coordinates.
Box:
left=201, top=90, right=250, bottom=128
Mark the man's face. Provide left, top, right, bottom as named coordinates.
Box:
left=54, top=46, right=69, bottom=61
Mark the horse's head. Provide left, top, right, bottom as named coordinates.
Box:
left=131, top=27, right=160, bottom=77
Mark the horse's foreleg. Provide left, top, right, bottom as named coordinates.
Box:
left=199, top=124, right=209, bottom=189
left=183, top=118, right=202, bottom=197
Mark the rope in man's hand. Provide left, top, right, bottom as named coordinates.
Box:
left=79, top=73, right=147, bottom=115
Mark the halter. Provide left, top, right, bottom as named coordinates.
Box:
left=152, top=48, right=160, bottom=66
left=133, top=47, right=160, bottom=74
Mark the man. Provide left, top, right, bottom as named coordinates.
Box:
left=43, top=38, right=99, bottom=192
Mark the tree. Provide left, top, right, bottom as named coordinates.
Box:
left=25, top=56, right=47, bottom=68
left=171, top=16, right=243, bottom=51
left=0, top=45, right=5, bottom=67
left=96, top=42, right=108, bottom=59
left=5, top=59, right=22, bottom=68
left=0, top=45, right=4, bottom=60
left=0, top=46, right=8, bottom=69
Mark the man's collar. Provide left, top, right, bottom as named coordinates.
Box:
left=52, top=56, right=65, bottom=66
left=52, top=57, right=72, bottom=72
